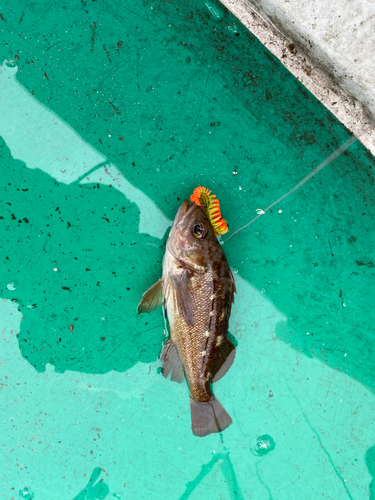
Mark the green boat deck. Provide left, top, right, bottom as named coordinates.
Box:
left=1, top=0, right=375, bottom=498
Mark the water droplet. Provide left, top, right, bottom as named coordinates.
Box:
left=19, top=487, right=34, bottom=499
left=5, top=60, right=17, bottom=69
left=228, top=25, right=238, bottom=33
left=278, top=209, right=282, bottom=213
left=251, top=435, right=276, bottom=456
left=239, top=186, right=242, bottom=190
left=6, top=282, right=16, bottom=290
left=232, top=170, right=238, bottom=175
left=256, top=209, right=265, bottom=215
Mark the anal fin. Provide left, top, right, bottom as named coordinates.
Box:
left=212, top=337, right=236, bottom=383
left=160, top=339, right=185, bottom=383
left=137, top=278, right=163, bottom=314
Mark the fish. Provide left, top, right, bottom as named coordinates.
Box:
left=138, top=199, right=236, bottom=437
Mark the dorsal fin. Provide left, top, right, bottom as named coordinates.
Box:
left=229, top=267, right=237, bottom=303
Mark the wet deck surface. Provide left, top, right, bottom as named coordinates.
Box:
left=1, top=0, right=375, bottom=498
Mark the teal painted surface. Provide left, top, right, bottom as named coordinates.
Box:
left=0, top=0, right=374, bottom=498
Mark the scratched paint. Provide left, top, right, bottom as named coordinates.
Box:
left=0, top=0, right=375, bottom=498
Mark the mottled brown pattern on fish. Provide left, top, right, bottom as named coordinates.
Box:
left=139, top=199, right=235, bottom=436
left=166, top=231, right=234, bottom=403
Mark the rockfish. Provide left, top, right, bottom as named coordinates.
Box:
left=138, top=199, right=236, bottom=437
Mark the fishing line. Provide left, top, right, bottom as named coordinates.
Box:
left=221, top=136, right=358, bottom=243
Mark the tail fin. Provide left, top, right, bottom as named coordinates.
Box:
left=190, top=397, right=232, bottom=437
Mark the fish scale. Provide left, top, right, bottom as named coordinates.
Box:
left=171, top=274, right=227, bottom=402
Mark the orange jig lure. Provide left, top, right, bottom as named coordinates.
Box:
left=190, top=186, right=228, bottom=236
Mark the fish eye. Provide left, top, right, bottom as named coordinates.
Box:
left=193, top=222, right=206, bottom=239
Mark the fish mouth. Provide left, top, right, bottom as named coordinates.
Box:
left=179, top=199, right=192, bottom=217
left=174, top=199, right=194, bottom=224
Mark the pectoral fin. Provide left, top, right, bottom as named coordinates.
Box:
left=212, top=338, right=236, bottom=382
left=137, top=278, right=164, bottom=314
left=160, top=339, right=185, bottom=383
left=169, top=278, right=195, bottom=326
